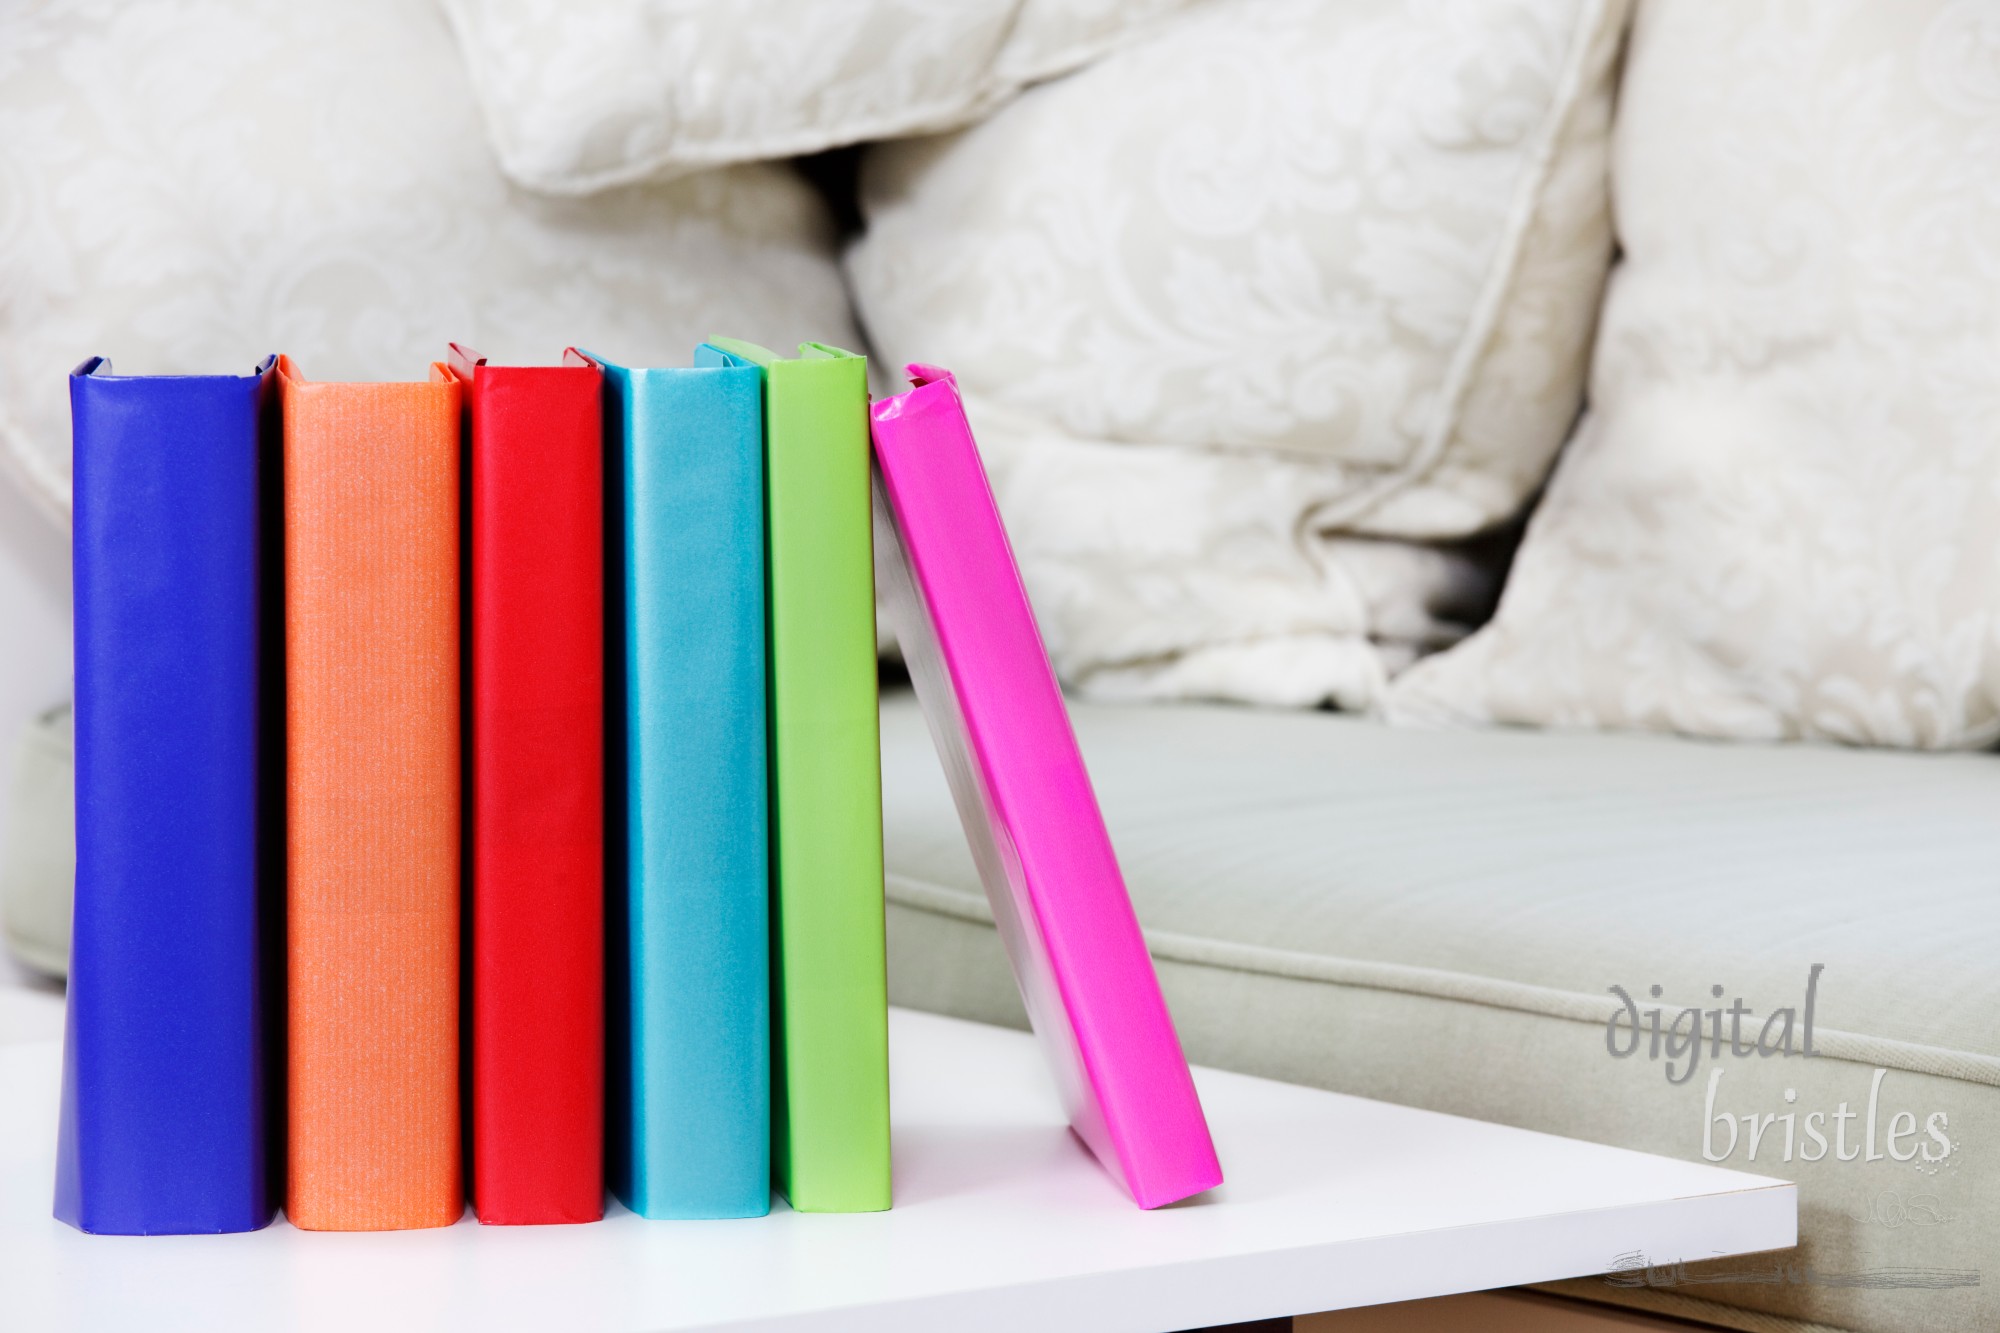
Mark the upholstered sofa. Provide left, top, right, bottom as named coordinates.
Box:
left=880, top=693, right=1999, bottom=1333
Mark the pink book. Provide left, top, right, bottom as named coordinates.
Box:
left=870, top=364, right=1223, bottom=1209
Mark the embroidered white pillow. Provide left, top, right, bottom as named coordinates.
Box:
left=0, top=0, right=858, bottom=523
left=1389, top=0, right=2000, bottom=747
left=439, top=0, right=1204, bottom=195
left=848, top=0, right=1630, bottom=707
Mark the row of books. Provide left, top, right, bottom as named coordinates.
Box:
left=57, top=343, right=1223, bottom=1236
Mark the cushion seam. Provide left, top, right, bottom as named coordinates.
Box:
left=1310, top=0, right=1620, bottom=531
left=887, top=872, right=2000, bottom=1088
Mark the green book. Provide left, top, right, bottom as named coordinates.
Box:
left=709, top=338, right=890, bottom=1213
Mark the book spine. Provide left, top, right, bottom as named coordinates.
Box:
left=58, top=362, right=275, bottom=1234
left=467, top=365, right=605, bottom=1224
left=765, top=354, right=891, bottom=1213
left=618, top=364, right=770, bottom=1218
left=281, top=360, right=462, bottom=1231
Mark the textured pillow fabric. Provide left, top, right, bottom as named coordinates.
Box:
left=848, top=0, right=1630, bottom=708
left=439, top=0, right=1204, bottom=195
left=0, top=0, right=858, bottom=523
left=1389, top=0, right=2000, bottom=747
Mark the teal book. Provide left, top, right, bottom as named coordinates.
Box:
left=707, top=339, right=889, bottom=1213
left=594, top=347, right=770, bottom=1219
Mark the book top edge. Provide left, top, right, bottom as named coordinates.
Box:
left=70, top=354, right=275, bottom=383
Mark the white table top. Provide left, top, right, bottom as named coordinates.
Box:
left=0, top=1005, right=1794, bottom=1332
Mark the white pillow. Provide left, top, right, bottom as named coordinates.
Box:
left=1389, top=0, right=2000, bottom=747
left=439, top=0, right=1203, bottom=194
left=849, top=0, right=1630, bottom=707
left=0, top=0, right=858, bottom=523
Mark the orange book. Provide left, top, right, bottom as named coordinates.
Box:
left=279, top=356, right=463, bottom=1230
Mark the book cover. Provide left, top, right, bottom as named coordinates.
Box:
left=448, top=346, right=605, bottom=1225
left=707, top=338, right=889, bottom=1214
left=57, top=357, right=279, bottom=1234
left=279, top=355, right=462, bottom=1231
left=869, top=364, right=1223, bottom=1209
left=593, top=346, right=771, bottom=1219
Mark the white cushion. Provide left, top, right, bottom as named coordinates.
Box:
left=438, top=0, right=1202, bottom=194
left=0, top=0, right=858, bottom=522
left=848, top=0, right=1630, bottom=707
left=1389, top=1, right=2000, bottom=746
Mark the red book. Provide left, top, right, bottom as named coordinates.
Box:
left=448, top=346, right=605, bottom=1224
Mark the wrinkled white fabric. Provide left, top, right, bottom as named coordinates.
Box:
left=0, top=0, right=859, bottom=525
left=1390, top=0, right=2000, bottom=748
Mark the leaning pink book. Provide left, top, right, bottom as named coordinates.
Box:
left=870, top=363, right=1223, bottom=1209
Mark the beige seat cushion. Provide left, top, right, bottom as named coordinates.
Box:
left=881, top=691, right=1999, bottom=1333
left=0, top=707, right=69, bottom=979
